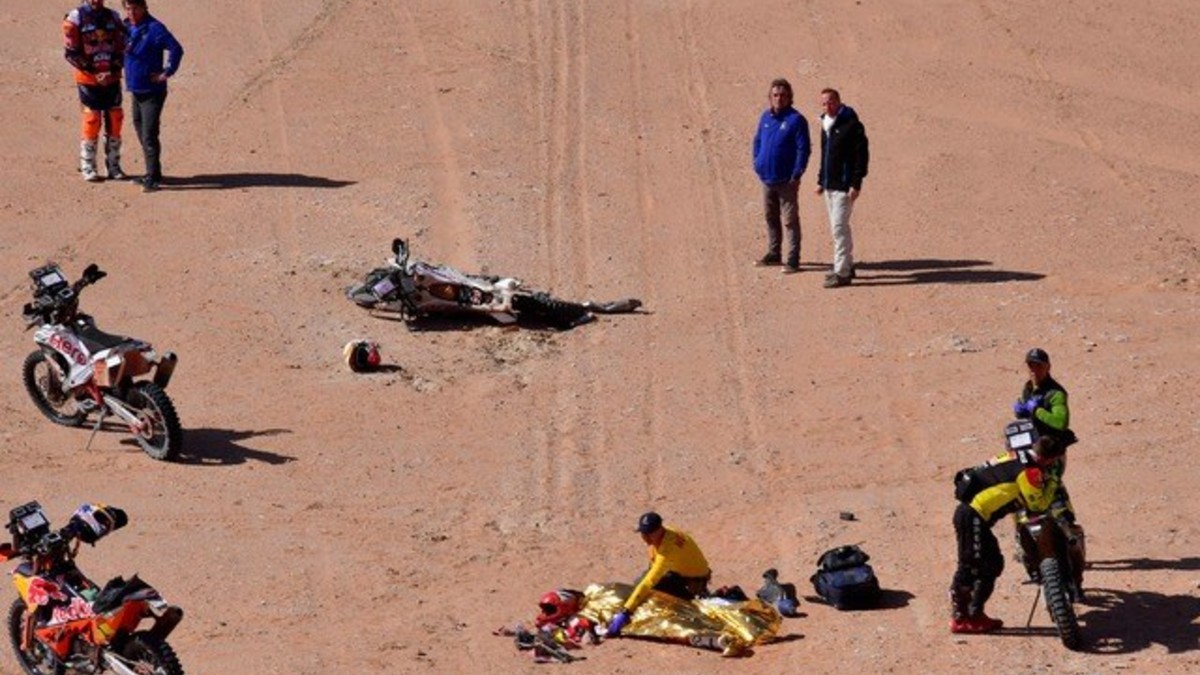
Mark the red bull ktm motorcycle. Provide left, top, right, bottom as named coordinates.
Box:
left=21, top=263, right=182, bottom=461
left=347, top=238, right=642, bottom=329
left=0, top=501, right=185, bottom=675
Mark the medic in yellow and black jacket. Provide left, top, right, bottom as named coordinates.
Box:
left=950, top=455, right=1059, bottom=626
left=623, top=527, right=712, bottom=612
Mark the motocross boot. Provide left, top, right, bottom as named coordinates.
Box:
left=950, top=614, right=1004, bottom=634
left=80, top=140, right=100, bottom=182
left=105, top=137, right=127, bottom=180
left=949, top=583, right=1004, bottom=634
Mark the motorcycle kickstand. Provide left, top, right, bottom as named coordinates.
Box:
left=1025, top=585, right=1042, bottom=628
left=84, top=408, right=108, bottom=452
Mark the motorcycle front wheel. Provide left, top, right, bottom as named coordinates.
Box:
left=7, top=598, right=64, bottom=675
left=124, top=381, right=183, bottom=461
left=1039, top=557, right=1083, bottom=650
left=22, top=351, right=86, bottom=427
left=118, top=633, right=184, bottom=675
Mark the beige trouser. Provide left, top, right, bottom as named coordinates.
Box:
left=823, top=190, right=855, bottom=278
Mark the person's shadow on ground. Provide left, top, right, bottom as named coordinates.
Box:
left=175, top=427, right=296, bottom=466
left=806, top=258, right=1044, bottom=285
left=161, top=173, right=355, bottom=190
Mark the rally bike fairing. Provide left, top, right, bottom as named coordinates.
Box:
left=21, top=263, right=182, bottom=461
left=347, top=238, right=641, bottom=330
left=0, top=502, right=184, bottom=675
left=1003, top=420, right=1086, bottom=651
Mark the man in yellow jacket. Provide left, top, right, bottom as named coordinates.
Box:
left=605, top=512, right=712, bottom=637
left=950, top=450, right=1060, bottom=634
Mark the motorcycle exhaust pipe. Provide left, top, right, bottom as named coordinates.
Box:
left=154, top=351, right=178, bottom=389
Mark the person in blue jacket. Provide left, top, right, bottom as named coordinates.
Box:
left=752, top=78, right=811, bottom=274
left=122, top=0, right=183, bottom=193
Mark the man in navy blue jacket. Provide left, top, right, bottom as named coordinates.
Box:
left=815, top=88, right=869, bottom=288
left=752, top=79, right=811, bottom=274
left=122, top=0, right=183, bottom=193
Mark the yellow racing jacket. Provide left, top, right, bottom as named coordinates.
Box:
left=965, top=455, right=1060, bottom=525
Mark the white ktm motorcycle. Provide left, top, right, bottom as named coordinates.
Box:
left=21, top=263, right=182, bottom=461
left=347, top=238, right=641, bottom=329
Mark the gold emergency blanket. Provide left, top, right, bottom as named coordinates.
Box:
left=578, top=583, right=782, bottom=657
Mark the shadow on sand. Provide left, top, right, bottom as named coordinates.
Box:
left=368, top=310, right=648, bottom=333
left=801, top=587, right=915, bottom=610
left=1079, top=586, right=1200, bottom=654
left=161, top=173, right=355, bottom=190
left=175, top=427, right=297, bottom=466
left=803, top=258, right=1044, bottom=286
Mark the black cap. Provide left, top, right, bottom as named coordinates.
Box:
left=1025, top=348, right=1050, bottom=364
left=635, top=512, right=663, bottom=533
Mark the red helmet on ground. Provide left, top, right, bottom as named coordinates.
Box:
left=536, top=589, right=582, bottom=627
left=342, top=340, right=381, bottom=372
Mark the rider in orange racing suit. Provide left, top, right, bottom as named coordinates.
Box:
left=950, top=452, right=1060, bottom=634
left=63, top=0, right=126, bottom=181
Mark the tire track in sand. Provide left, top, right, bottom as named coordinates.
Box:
left=392, top=4, right=475, bottom=266
left=507, top=0, right=592, bottom=528
left=676, top=1, right=768, bottom=474
left=246, top=0, right=305, bottom=261
left=617, top=0, right=668, bottom=504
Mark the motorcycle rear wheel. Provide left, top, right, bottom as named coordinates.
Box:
left=22, top=351, right=86, bottom=427
left=125, top=381, right=183, bottom=461
left=513, top=292, right=590, bottom=329
left=1039, top=557, right=1083, bottom=650
left=7, top=598, right=64, bottom=675
left=118, top=632, right=184, bottom=675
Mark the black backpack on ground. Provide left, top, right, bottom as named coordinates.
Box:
left=810, top=545, right=881, bottom=610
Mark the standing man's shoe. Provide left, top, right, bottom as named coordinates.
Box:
left=782, top=262, right=801, bottom=274
left=755, top=253, right=782, bottom=267
left=823, top=273, right=851, bottom=288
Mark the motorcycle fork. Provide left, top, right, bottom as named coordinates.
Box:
left=20, top=609, right=35, bottom=653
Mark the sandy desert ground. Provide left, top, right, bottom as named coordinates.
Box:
left=0, top=1, right=1197, bottom=673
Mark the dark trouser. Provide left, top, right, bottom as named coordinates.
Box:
left=951, top=503, right=1003, bottom=618
left=131, top=90, right=168, bottom=181
left=645, top=571, right=712, bottom=601
left=762, top=181, right=800, bottom=266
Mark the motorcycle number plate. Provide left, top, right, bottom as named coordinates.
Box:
left=39, top=271, right=65, bottom=287
left=1007, top=430, right=1034, bottom=450
left=372, top=277, right=397, bottom=296
left=19, top=510, right=48, bottom=532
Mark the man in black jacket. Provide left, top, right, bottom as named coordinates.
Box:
left=815, top=88, right=869, bottom=288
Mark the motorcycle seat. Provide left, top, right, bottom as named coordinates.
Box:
left=74, top=324, right=133, bottom=352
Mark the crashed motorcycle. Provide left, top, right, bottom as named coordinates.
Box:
left=347, top=238, right=641, bottom=329
left=1004, top=420, right=1086, bottom=650
left=0, top=501, right=185, bottom=675
left=21, top=263, right=182, bottom=461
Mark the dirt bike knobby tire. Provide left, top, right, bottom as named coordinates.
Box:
left=1039, top=557, right=1083, bottom=650
left=513, top=292, right=589, bottom=329
left=22, top=351, right=86, bottom=428
left=119, top=632, right=185, bottom=675
left=7, top=598, right=64, bottom=675
left=127, top=381, right=183, bottom=462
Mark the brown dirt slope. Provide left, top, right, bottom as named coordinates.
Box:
left=0, top=1, right=1196, bottom=673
